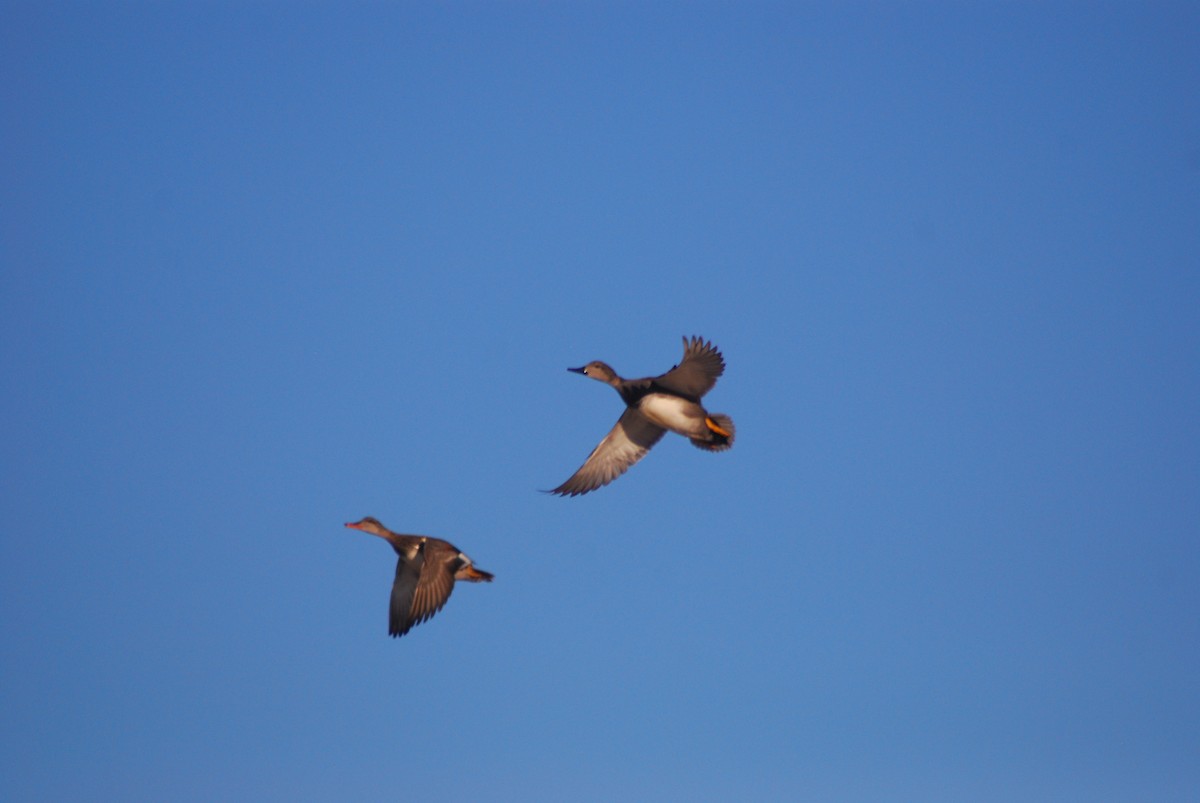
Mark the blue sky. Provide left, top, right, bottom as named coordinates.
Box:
left=2, top=3, right=1197, bottom=800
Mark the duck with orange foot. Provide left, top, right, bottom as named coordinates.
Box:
left=549, top=335, right=736, bottom=497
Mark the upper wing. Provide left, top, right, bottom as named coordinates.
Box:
left=549, top=408, right=667, bottom=496
left=389, top=540, right=426, bottom=637
left=653, top=336, right=725, bottom=400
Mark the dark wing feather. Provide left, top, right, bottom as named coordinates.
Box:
left=653, top=336, right=725, bottom=399
left=550, top=408, right=666, bottom=496
left=389, top=540, right=426, bottom=637
left=409, top=542, right=457, bottom=628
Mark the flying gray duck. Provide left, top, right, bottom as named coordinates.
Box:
left=550, top=335, right=735, bottom=496
left=344, top=517, right=493, bottom=637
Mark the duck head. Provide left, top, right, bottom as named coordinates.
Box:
left=345, top=516, right=389, bottom=538
left=568, top=361, right=619, bottom=384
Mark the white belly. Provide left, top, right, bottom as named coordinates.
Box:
left=639, top=393, right=705, bottom=436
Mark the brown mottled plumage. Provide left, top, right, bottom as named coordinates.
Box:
left=344, top=517, right=493, bottom=638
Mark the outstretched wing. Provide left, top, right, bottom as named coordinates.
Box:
left=550, top=408, right=666, bottom=496
left=389, top=540, right=426, bottom=637
left=654, top=336, right=725, bottom=400
left=409, top=545, right=458, bottom=630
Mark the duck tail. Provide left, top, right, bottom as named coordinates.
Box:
left=460, top=565, right=494, bottom=582
left=692, top=413, right=735, bottom=451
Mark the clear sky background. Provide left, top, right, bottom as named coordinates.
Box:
left=2, top=3, right=1198, bottom=801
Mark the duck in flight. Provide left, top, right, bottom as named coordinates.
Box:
left=344, top=517, right=493, bottom=638
left=549, top=336, right=735, bottom=497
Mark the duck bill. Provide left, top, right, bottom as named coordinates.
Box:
left=344, top=521, right=365, bottom=531
left=567, top=366, right=587, bottom=374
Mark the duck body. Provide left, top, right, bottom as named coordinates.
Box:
left=344, top=516, right=493, bottom=638
left=550, top=336, right=735, bottom=496
left=636, top=389, right=723, bottom=441
left=597, top=376, right=722, bottom=443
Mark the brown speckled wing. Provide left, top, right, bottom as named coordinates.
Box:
left=654, top=336, right=725, bottom=400
left=550, top=408, right=666, bottom=496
